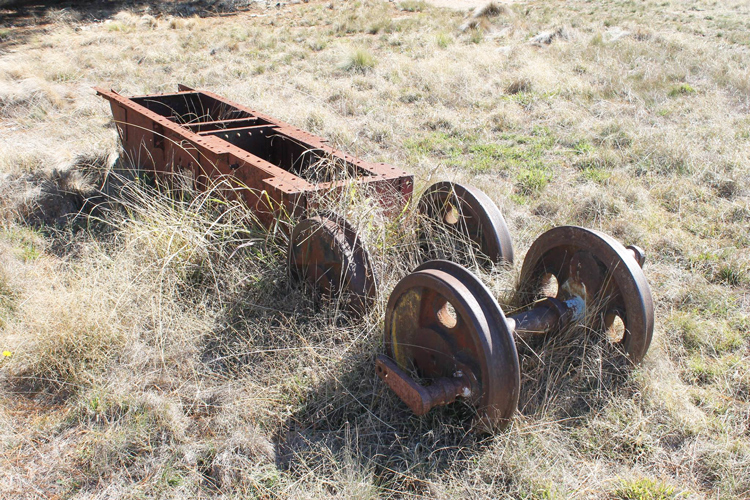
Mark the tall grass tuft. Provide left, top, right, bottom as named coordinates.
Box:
left=343, top=49, right=376, bottom=73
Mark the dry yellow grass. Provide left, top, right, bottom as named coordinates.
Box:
left=0, top=0, right=749, bottom=498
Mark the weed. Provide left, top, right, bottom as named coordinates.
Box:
left=469, top=27, right=484, bottom=44
left=669, top=83, right=696, bottom=96
left=436, top=31, right=452, bottom=48
left=343, top=48, right=376, bottom=73
left=612, top=478, right=681, bottom=499
left=516, top=166, right=551, bottom=195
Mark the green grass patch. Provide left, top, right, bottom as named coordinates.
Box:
left=343, top=49, right=376, bottom=73
left=516, top=165, right=552, bottom=195
left=436, top=31, right=452, bottom=48
left=469, top=28, right=484, bottom=44
left=690, top=250, right=749, bottom=287
left=404, top=127, right=557, bottom=175
left=669, top=311, right=745, bottom=355
left=668, top=83, right=696, bottom=97
left=716, top=262, right=748, bottom=287
left=686, top=353, right=746, bottom=390
left=404, top=131, right=464, bottom=160
left=579, top=165, right=611, bottom=183
left=612, top=477, right=681, bottom=499
left=3, top=227, right=43, bottom=262
left=572, top=138, right=595, bottom=154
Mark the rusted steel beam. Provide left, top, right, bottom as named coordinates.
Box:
left=95, top=85, right=413, bottom=225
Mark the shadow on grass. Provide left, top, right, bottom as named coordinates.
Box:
left=269, top=317, right=638, bottom=494
left=0, top=0, right=262, bottom=48
left=195, top=278, right=493, bottom=494
left=0, top=0, right=258, bottom=26
left=0, top=153, right=155, bottom=259
left=273, top=345, right=493, bottom=495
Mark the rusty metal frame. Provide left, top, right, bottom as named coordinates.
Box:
left=95, top=84, right=413, bottom=225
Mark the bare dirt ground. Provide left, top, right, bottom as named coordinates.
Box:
left=0, top=0, right=749, bottom=498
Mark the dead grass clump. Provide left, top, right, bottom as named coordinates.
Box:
left=4, top=168, right=96, bottom=227
left=530, top=26, right=572, bottom=46
left=505, top=76, right=532, bottom=94
left=0, top=78, right=64, bottom=119
left=106, top=12, right=140, bottom=33
left=75, top=390, right=187, bottom=478
left=474, top=1, right=511, bottom=18
left=574, top=397, right=661, bottom=463
left=398, top=1, right=428, bottom=13
left=333, top=1, right=395, bottom=35
left=44, top=8, right=83, bottom=25
left=0, top=151, right=113, bottom=227
left=209, top=429, right=276, bottom=489
left=460, top=1, right=512, bottom=32
left=703, top=171, right=743, bottom=200
left=574, top=189, right=623, bottom=225
left=8, top=285, right=126, bottom=395
left=0, top=260, right=20, bottom=328
left=167, top=16, right=197, bottom=30
left=138, top=14, right=159, bottom=30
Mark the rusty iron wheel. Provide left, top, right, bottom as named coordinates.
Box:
left=417, top=181, right=514, bottom=266
left=517, top=226, right=654, bottom=363
left=384, top=260, right=520, bottom=430
left=288, top=213, right=377, bottom=316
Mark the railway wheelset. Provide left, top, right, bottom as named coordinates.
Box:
left=98, top=85, right=655, bottom=431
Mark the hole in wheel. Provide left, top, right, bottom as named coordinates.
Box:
left=605, top=312, right=626, bottom=343
left=437, top=301, right=458, bottom=329
left=540, top=273, right=559, bottom=298
left=444, top=203, right=460, bottom=225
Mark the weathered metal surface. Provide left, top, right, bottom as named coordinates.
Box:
left=288, top=213, right=376, bottom=316
left=96, top=85, right=413, bottom=226
left=517, top=226, right=654, bottom=362
left=417, top=181, right=514, bottom=266
left=626, top=244, right=646, bottom=268
left=382, top=260, right=520, bottom=429
left=506, top=297, right=569, bottom=336
left=375, top=355, right=471, bottom=415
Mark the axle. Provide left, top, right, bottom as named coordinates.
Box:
left=377, top=244, right=646, bottom=417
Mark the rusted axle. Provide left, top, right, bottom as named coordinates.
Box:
left=377, top=231, right=653, bottom=427
left=375, top=296, right=583, bottom=416
left=510, top=245, right=644, bottom=336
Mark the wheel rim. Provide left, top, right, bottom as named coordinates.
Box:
left=417, top=182, right=514, bottom=266
left=384, top=260, right=520, bottom=429
left=517, top=226, right=654, bottom=363
left=288, top=213, right=377, bottom=316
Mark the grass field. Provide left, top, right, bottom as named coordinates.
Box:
left=0, top=0, right=749, bottom=497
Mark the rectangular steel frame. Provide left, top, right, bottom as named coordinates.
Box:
left=95, top=85, right=413, bottom=225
